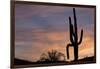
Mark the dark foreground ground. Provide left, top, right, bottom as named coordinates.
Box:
left=13, top=56, right=96, bottom=68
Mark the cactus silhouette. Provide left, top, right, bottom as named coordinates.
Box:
left=66, top=8, right=83, bottom=61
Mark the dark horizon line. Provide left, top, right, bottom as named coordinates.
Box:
left=15, top=55, right=95, bottom=62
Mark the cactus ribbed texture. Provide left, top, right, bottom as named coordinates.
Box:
left=66, top=8, right=83, bottom=61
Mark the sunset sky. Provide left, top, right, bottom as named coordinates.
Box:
left=15, top=3, right=95, bottom=62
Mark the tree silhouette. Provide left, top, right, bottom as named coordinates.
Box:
left=38, top=50, right=66, bottom=62
left=66, top=8, right=83, bottom=61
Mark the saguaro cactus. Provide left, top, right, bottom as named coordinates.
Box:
left=66, top=8, right=83, bottom=61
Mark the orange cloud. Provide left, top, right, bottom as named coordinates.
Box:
left=15, top=27, right=95, bottom=62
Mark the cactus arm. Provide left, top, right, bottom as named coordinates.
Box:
left=66, top=43, right=73, bottom=59
left=69, top=17, right=75, bottom=43
left=78, top=29, right=83, bottom=45
left=73, top=8, right=78, bottom=41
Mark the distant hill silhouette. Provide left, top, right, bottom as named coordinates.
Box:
left=77, top=56, right=96, bottom=62
left=69, top=56, right=96, bottom=64
left=14, top=58, right=34, bottom=65
left=14, top=56, right=95, bottom=66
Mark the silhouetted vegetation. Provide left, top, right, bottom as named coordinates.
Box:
left=66, top=8, right=83, bottom=61
left=37, top=50, right=66, bottom=62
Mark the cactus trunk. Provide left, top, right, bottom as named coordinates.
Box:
left=74, top=44, right=78, bottom=61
